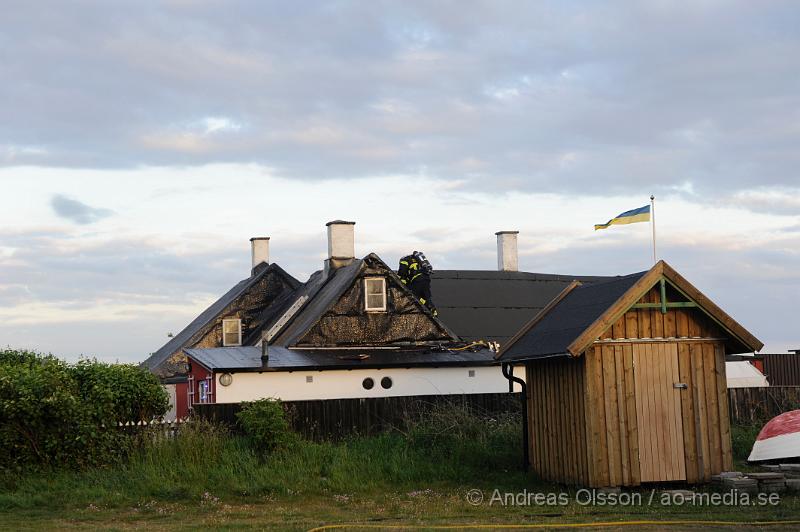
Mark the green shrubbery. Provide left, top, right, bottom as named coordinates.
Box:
left=0, top=349, right=169, bottom=472
left=235, top=398, right=297, bottom=453
left=0, top=402, right=530, bottom=509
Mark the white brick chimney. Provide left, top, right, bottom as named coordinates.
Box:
left=250, top=237, right=270, bottom=275
left=325, top=220, right=355, bottom=275
left=495, top=231, right=519, bottom=272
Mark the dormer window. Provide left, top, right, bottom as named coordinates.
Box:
left=222, top=319, right=242, bottom=346
left=364, top=277, right=387, bottom=311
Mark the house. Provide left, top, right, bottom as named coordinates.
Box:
left=165, top=221, right=530, bottom=409
left=141, top=237, right=301, bottom=418
left=142, top=237, right=301, bottom=380
left=497, top=260, right=763, bottom=487
left=146, top=225, right=648, bottom=417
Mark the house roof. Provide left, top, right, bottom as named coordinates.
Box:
left=141, top=263, right=299, bottom=372
left=497, top=260, right=764, bottom=363
left=185, top=345, right=498, bottom=372
left=497, top=272, right=647, bottom=362
left=431, top=270, right=614, bottom=343
left=269, top=260, right=363, bottom=346
left=268, top=253, right=457, bottom=346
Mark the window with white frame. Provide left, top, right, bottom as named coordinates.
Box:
left=198, top=380, right=209, bottom=403
left=222, top=318, right=242, bottom=346
left=364, top=277, right=387, bottom=311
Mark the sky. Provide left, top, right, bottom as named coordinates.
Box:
left=1, top=0, right=798, bottom=362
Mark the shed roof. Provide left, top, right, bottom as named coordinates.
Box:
left=498, top=272, right=646, bottom=361
left=431, top=270, right=614, bottom=342
left=185, top=346, right=497, bottom=372
left=497, top=260, right=764, bottom=363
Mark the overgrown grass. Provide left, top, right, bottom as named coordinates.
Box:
left=0, top=404, right=782, bottom=520
left=2, top=412, right=800, bottom=530
left=731, top=423, right=762, bottom=468
left=0, top=404, right=530, bottom=511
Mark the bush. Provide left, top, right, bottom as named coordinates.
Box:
left=236, top=399, right=296, bottom=453
left=70, top=359, right=169, bottom=424
left=0, top=349, right=169, bottom=472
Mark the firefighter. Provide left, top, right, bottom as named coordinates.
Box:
left=398, top=251, right=437, bottom=316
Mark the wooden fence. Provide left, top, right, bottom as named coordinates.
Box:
left=727, top=386, right=800, bottom=425
left=191, top=387, right=800, bottom=441
left=194, top=392, right=521, bottom=440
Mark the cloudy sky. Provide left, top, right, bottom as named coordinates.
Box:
left=1, top=1, right=798, bottom=361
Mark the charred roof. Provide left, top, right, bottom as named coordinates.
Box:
left=142, top=263, right=300, bottom=374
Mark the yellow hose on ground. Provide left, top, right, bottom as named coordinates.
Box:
left=307, top=520, right=800, bottom=531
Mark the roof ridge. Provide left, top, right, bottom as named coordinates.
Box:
left=142, top=262, right=296, bottom=372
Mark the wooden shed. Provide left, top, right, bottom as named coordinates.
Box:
left=498, top=260, right=763, bottom=488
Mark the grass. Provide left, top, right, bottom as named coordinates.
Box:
left=1, top=408, right=799, bottom=531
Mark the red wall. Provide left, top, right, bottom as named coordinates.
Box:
left=174, top=382, right=189, bottom=419
left=188, top=358, right=216, bottom=406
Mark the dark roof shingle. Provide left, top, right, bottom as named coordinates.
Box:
left=431, top=270, right=613, bottom=342
left=498, top=271, right=647, bottom=362
left=142, top=263, right=298, bottom=372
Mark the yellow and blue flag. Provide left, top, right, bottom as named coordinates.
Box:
left=594, top=205, right=651, bottom=230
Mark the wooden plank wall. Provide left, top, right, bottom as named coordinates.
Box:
left=585, top=284, right=736, bottom=487
left=525, top=358, right=588, bottom=485
left=599, top=285, right=723, bottom=341
left=760, top=354, right=800, bottom=386
left=585, top=340, right=733, bottom=487
left=633, top=343, right=686, bottom=483
left=675, top=342, right=732, bottom=482
left=584, top=344, right=640, bottom=487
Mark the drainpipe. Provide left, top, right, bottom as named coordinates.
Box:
left=501, top=362, right=529, bottom=471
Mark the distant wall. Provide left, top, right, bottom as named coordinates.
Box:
left=760, top=354, right=800, bottom=386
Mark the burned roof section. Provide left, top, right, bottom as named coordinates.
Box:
left=269, top=253, right=457, bottom=347
left=142, top=263, right=300, bottom=377
left=497, top=271, right=647, bottom=362
left=431, top=270, right=614, bottom=343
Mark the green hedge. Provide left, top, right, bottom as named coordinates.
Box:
left=0, top=349, right=168, bottom=472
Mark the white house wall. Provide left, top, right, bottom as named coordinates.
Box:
left=163, top=384, right=177, bottom=421
left=214, top=365, right=523, bottom=403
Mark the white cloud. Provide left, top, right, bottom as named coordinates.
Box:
left=199, top=116, right=242, bottom=135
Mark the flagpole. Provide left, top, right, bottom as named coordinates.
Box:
left=650, top=195, right=657, bottom=264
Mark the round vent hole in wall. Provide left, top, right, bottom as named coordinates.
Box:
left=362, top=377, right=374, bottom=390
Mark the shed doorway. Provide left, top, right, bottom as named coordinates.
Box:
left=632, top=343, right=687, bottom=482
